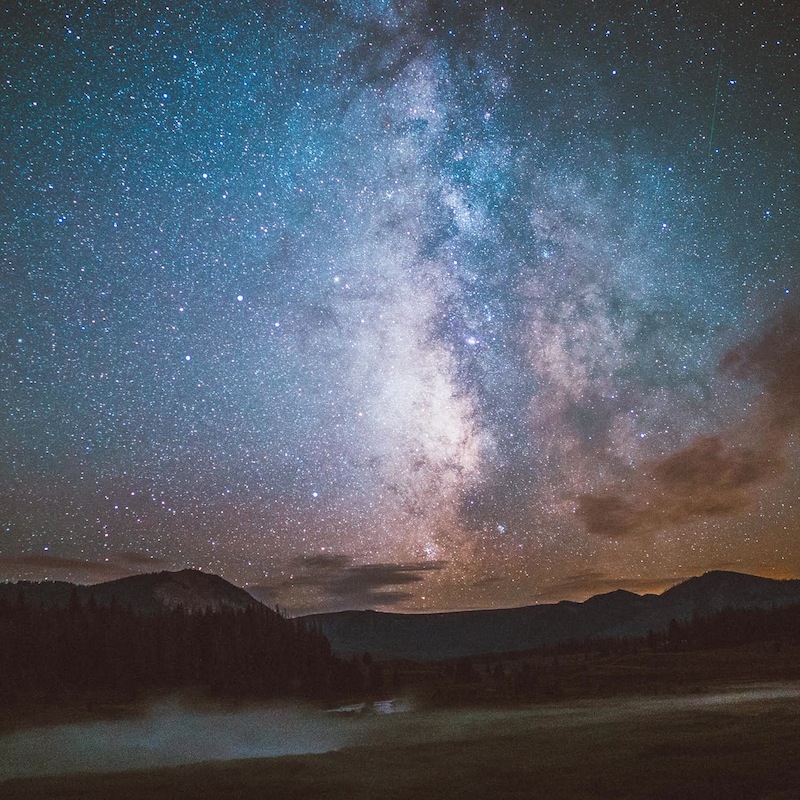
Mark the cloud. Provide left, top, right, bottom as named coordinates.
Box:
left=651, top=435, right=776, bottom=516
left=0, top=551, right=165, bottom=583
left=252, top=554, right=447, bottom=612
left=117, top=551, right=168, bottom=568
left=721, top=305, right=800, bottom=435
left=323, top=560, right=445, bottom=606
left=578, top=435, right=783, bottom=539
left=576, top=495, right=652, bottom=539
left=299, top=554, right=446, bottom=608
left=297, top=554, right=352, bottom=572
left=577, top=307, right=799, bottom=538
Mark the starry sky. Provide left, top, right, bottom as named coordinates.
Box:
left=2, top=0, right=798, bottom=614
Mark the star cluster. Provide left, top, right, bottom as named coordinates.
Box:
left=2, top=0, right=797, bottom=612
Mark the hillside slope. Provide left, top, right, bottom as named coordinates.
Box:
left=305, top=571, right=800, bottom=660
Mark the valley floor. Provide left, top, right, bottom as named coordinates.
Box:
left=3, top=682, right=800, bottom=799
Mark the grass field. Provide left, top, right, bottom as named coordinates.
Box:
left=2, top=683, right=800, bottom=799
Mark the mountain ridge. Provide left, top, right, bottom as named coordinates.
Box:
left=2, top=568, right=799, bottom=661
left=304, top=570, right=800, bottom=660
left=0, top=568, right=261, bottom=615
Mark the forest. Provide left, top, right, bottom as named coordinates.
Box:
left=0, top=590, right=362, bottom=703
left=3, top=585, right=800, bottom=711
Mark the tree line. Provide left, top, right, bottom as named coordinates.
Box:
left=0, top=590, right=362, bottom=702
left=546, top=601, right=800, bottom=657
left=420, top=602, right=800, bottom=705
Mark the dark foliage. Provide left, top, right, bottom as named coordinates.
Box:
left=651, top=602, right=800, bottom=652
left=421, top=602, right=800, bottom=705
left=545, top=601, right=800, bottom=657
left=0, top=592, right=362, bottom=702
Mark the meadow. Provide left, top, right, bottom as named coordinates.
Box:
left=2, top=681, right=800, bottom=799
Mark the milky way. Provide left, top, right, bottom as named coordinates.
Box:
left=2, top=1, right=798, bottom=612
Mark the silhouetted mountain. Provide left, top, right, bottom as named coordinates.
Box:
left=0, top=570, right=362, bottom=701
left=304, top=571, right=800, bottom=660
left=89, top=569, right=262, bottom=613
left=659, top=570, right=800, bottom=616
left=0, top=569, right=261, bottom=615
left=4, top=569, right=798, bottom=663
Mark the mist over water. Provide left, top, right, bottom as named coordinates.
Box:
left=0, top=700, right=354, bottom=781
left=2, top=684, right=800, bottom=781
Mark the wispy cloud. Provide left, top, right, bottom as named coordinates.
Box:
left=577, top=306, right=799, bottom=538
left=249, top=554, right=447, bottom=612
left=531, top=570, right=690, bottom=602
left=0, top=552, right=167, bottom=583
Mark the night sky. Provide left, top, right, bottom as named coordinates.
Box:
left=2, top=0, right=798, bottom=614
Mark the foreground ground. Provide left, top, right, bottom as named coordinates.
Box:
left=2, top=683, right=800, bottom=799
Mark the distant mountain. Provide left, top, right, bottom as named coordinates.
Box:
left=658, top=570, right=800, bottom=618
left=0, top=570, right=362, bottom=701
left=4, top=568, right=799, bottom=662
left=0, top=569, right=261, bottom=615
left=304, top=571, right=800, bottom=661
